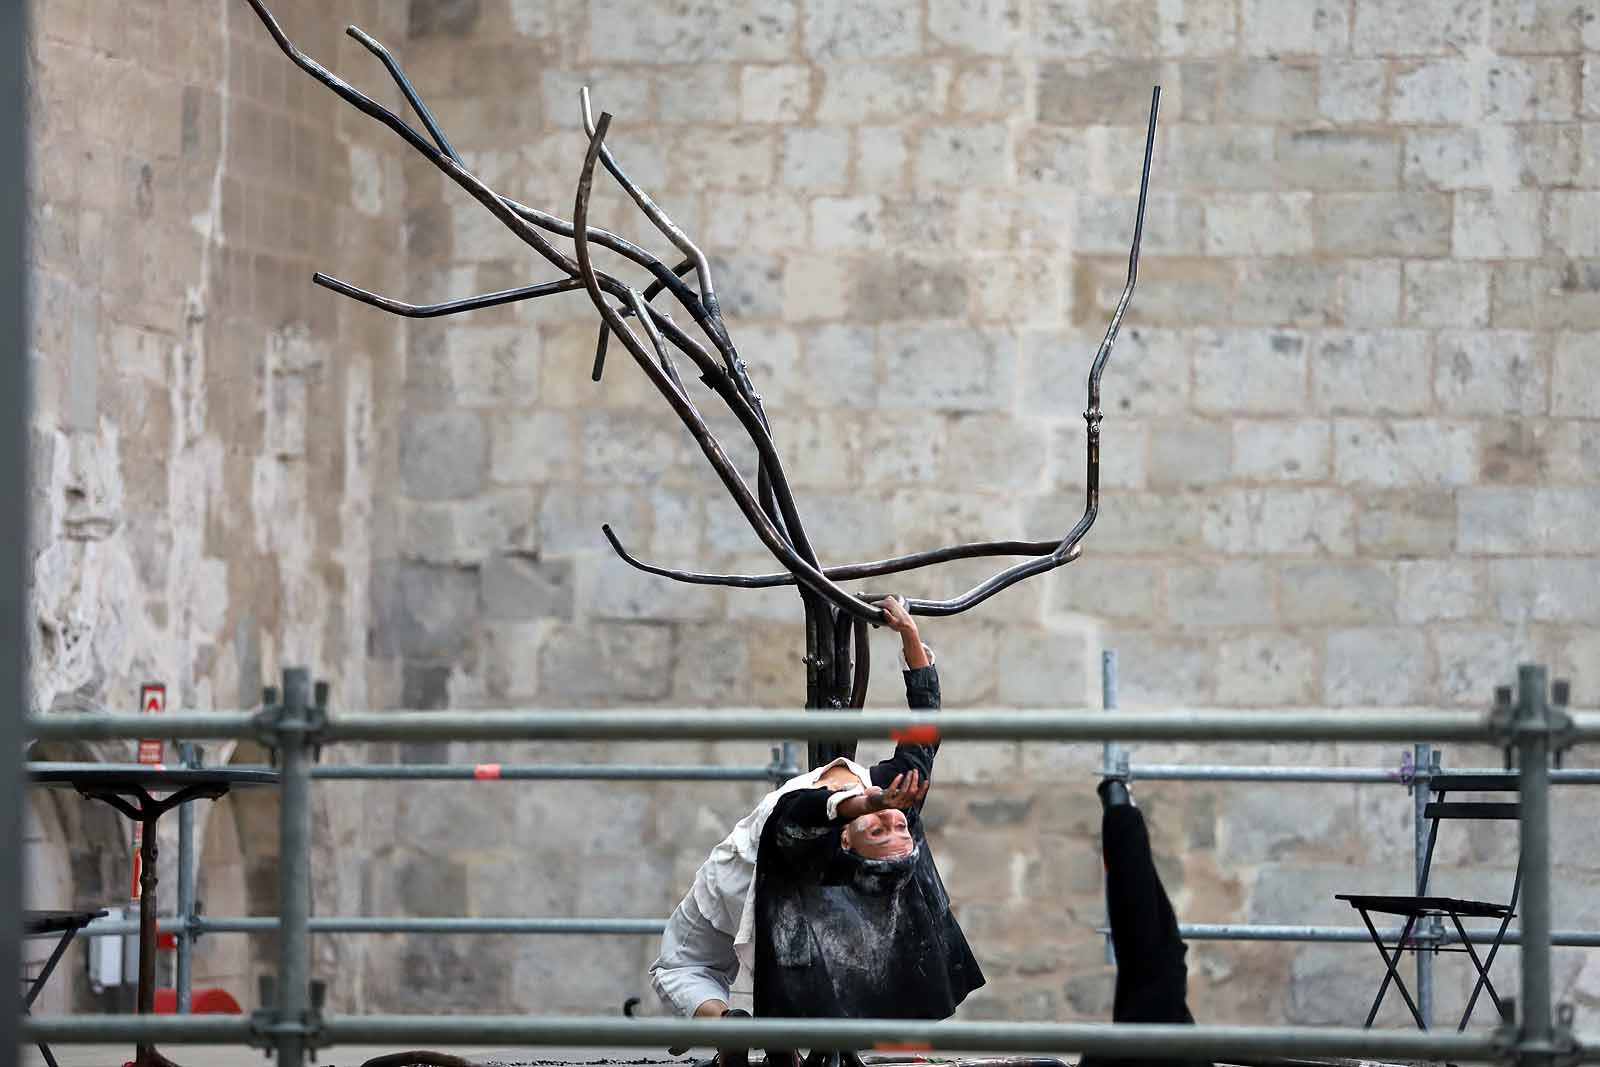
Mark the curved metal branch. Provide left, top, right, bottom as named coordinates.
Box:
left=897, top=85, right=1162, bottom=618
left=312, top=273, right=586, bottom=318
left=600, top=524, right=1082, bottom=588
left=346, top=25, right=458, bottom=162
left=626, top=289, right=687, bottom=399
left=575, top=116, right=881, bottom=625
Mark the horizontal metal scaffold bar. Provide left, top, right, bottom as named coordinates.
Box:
left=1129, top=764, right=1600, bottom=784
left=23, top=1014, right=1528, bottom=1060
left=27, top=760, right=789, bottom=782
left=32, top=707, right=1599, bottom=743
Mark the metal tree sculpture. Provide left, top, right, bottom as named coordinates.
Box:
left=245, top=2, right=1160, bottom=766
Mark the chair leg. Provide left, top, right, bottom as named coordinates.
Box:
left=1458, top=864, right=1522, bottom=1029
left=1357, top=910, right=1429, bottom=1029
left=1450, top=912, right=1511, bottom=1030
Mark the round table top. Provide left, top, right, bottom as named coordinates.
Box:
left=27, top=763, right=279, bottom=792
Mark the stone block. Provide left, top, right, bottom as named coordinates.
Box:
left=669, top=128, right=776, bottom=190
left=1323, top=627, right=1429, bottom=705
left=1099, top=628, right=1217, bottom=706
left=803, top=0, right=921, bottom=59
left=1218, top=60, right=1318, bottom=122
left=1079, top=193, right=1203, bottom=255
left=583, top=552, right=723, bottom=621
left=1017, top=128, right=1091, bottom=188
left=490, top=410, right=579, bottom=487
left=1548, top=192, right=1600, bottom=257
left=1051, top=556, right=1163, bottom=625
left=1216, top=631, right=1318, bottom=705
left=916, top=124, right=1013, bottom=187
left=1232, top=260, right=1344, bottom=326
left=481, top=620, right=551, bottom=699
left=779, top=126, right=851, bottom=190
left=928, top=0, right=1027, bottom=54
left=1201, top=488, right=1357, bottom=556
left=879, top=326, right=1017, bottom=412
left=1486, top=57, right=1579, bottom=121
left=1495, top=262, right=1600, bottom=330
left=1453, top=191, right=1543, bottom=259
left=1357, top=491, right=1458, bottom=556
left=816, top=64, right=950, bottom=123
left=1435, top=331, right=1547, bottom=415
left=1458, top=487, right=1600, bottom=554
left=938, top=414, right=1053, bottom=492
left=1280, top=562, right=1396, bottom=625
left=1352, top=0, right=1484, bottom=54
left=581, top=412, right=686, bottom=486
left=1396, top=560, right=1483, bottom=624
left=1193, top=330, right=1308, bottom=414
left=536, top=487, right=650, bottom=556
left=481, top=554, right=573, bottom=621
left=1311, top=331, right=1432, bottom=415
left=1231, top=420, right=1332, bottom=482
left=1032, top=0, right=1159, bottom=57
left=669, top=623, right=753, bottom=705
left=848, top=255, right=971, bottom=323
left=1158, top=2, right=1238, bottom=55
left=706, top=252, right=785, bottom=319
left=1392, top=60, right=1480, bottom=123
left=1085, top=327, right=1191, bottom=417
left=740, top=64, right=813, bottom=123
left=1315, top=193, right=1450, bottom=256
left=400, top=411, right=486, bottom=501
left=855, top=126, right=911, bottom=188
left=1401, top=127, right=1514, bottom=191
left=1066, top=490, right=1207, bottom=553
left=657, top=65, right=740, bottom=124
left=1403, top=261, right=1491, bottom=328
left=1479, top=418, right=1592, bottom=484
left=588, top=0, right=798, bottom=61
left=953, top=60, right=1030, bottom=118
left=780, top=254, right=857, bottom=321
left=1489, top=559, right=1600, bottom=623
left=703, top=192, right=809, bottom=251
left=1553, top=332, right=1600, bottom=415
left=1076, top=256, right=1234, bottom=327
left=1158, top=124, right=1277, bottom=191
left=370, top=559, right=480, bottom=659
left=536, top=621, right=673, bottom=703
left=1435, top=627, right=1532, bottom=705
left=410, top=0, right=482, bottom=39
left=1166, top=561, right=1274, bottom=627
left=994, top=621, right=1099, bottom=707
left=1240, top=0, right=1350, bottom=54
left=1490, top=0, right=1589, bottom=52
left=1147, top=419, right=1233, bottom=488
left=1342, top=259, right=1402, bottom=327
left=1335, top=419, right=1479, bottom=488
left=1318, top=61, right=1387, bottom=123
left=1037, top=60, right=1165, bottom=124
left=1202, top=194, right=1314, bottom=256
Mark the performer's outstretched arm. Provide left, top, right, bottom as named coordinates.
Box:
left=871, top=597, right=940, bottom=792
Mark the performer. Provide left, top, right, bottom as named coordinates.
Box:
left=648, top=599, right=978, bottom=1054
left=1081, top=777, right=1209, bottom=1067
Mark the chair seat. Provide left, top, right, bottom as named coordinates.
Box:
left=1336, top=894, right=1513, bottom=920
left=23, top=909, right=106, bottom=935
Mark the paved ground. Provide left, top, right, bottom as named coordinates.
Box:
left=18, top=1045, right=696, bottom=1067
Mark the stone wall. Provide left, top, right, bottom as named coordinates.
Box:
left=22, top=0, right=408, bottom=1011
left=24, top=0, right=1600, bottom=1032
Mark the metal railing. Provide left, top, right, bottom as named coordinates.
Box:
left=18, top=663, right=1595, bottom=1065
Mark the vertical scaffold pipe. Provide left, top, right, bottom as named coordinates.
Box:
left=277, top=669, right=315, bottom=1066
left=1515, top=664, right=1553, bottom=1064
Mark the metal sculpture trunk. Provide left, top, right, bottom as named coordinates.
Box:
left=243, top=1, right=1160, bottom=769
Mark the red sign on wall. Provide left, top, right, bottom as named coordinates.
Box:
left=131, top=683, right=166, bottom=899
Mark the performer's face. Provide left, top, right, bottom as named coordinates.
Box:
left=841, top=809, right=914, bottom=860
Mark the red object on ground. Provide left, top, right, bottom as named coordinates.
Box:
left=152, top=987, right=243, bottom=1014
left=889, top=724, right=940, bottom=744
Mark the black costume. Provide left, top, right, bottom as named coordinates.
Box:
left=1081, top=799, right=1208, bottom=1067
left=751, top=664, right=984, bottom=1020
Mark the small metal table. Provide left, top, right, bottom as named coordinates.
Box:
left=1335, top=893, right=1516, bottom=1031
left=29, top=764, right=279, bottom=1067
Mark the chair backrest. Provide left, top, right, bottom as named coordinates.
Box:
left=1418, top=774, right=1521, bottom=899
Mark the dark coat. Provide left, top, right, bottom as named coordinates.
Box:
left=751, top=665, right=984, bottom=1020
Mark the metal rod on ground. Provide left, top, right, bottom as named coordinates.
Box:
left=176, top=742, right=198, bottom=1014
left=21, top=1013, right=1505, bottom=1060
left=1516, top=664, right=1555, bottom=1058
left=1101, top=648, right=1119, bottom=967
left=1413, top=742, right=1434, bottom=1029
left=275, top=669, right=315, bottom=1066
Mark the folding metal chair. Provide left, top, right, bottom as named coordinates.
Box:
left=22, top=908, right=107, bottom=1067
